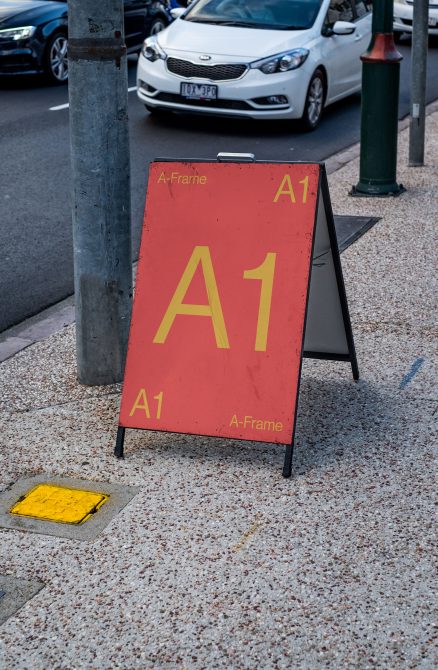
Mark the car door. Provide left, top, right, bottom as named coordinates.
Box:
left=349, top=0, right=372, bottom=87
left=320, top=0, right=371, bottom=101
left=123, top=0, right=149, bottom=50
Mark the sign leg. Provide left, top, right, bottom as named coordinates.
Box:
left=282, top=443, right=294, bottom=478
left=351, top=355, right=360, bottom=381
left=114, top=426, right=125, bottom=459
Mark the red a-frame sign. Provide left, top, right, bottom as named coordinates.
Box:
left=115, top=158, right=358, bottom=477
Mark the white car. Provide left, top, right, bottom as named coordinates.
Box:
left=393, top=0, right=438, bottom=40
left=136, top=0, right=372, bottom=129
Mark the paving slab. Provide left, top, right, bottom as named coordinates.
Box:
left=0, top=327, right=120, bottom=414
left=303, top=328, right=438, bottom=402
left=0, top=397, right=435, bottom=669
left=0, top=576, right=45, bottom=626
left=328, top=115, right=438, bottom=333
left=0, top=110, right=436, bottom=669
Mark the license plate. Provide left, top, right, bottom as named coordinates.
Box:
left=180, top=83, right=218, bottom=100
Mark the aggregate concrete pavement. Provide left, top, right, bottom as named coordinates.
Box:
left=0, top=110, right=437, bottom=669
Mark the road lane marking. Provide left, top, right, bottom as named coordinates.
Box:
left=50, top=86, right=137, bottom=111
left=50, top=103, right=70, bottom=111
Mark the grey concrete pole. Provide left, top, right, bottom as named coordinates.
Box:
left=68, top=0, right=132, bottom=385
left=409, top=0, right=429, bottom=166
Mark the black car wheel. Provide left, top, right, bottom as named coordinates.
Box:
left=45, top=32, right=68, bottom=84
left=148, top=17, right=168, bottom=36
left=301, top=68, right=325, bottom=131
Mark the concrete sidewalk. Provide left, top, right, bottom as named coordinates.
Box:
left=0, top=111, right=437, bottom=669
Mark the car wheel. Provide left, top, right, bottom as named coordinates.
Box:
left=45, top=32, right=68, bottom=84
left=393, top=31, right=403, bottom=44
left=148, top=17, right=168, bottom=36
left=301, top=69, right=325, bottom=131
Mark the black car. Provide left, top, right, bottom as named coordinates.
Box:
left=0, top=0, right=171, bottom=83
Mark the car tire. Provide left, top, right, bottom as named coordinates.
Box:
left=44, top=31, right=68, bottom=84
left=148, top=17, right=168, bottom=36
left=300, top=69, right=325, bottom=131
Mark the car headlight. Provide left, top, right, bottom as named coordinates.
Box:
left=141, top=37, right=167, bottom=62
left=250, top=49, right=309, bottom=74
left=0, top=26, right=36, bottom=41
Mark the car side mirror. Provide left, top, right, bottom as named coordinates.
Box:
left=331, top=21, right=356, bottom=35
left=170, top=7, right=186, bottom=19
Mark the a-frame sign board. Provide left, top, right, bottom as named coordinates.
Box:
left=115, top=158, right=358, bottom=477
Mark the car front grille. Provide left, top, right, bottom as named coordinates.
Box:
left=166, top=58, right=247, bottom=81
left=155, top=92, right=252, bottom=110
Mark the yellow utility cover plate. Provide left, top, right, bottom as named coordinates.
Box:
left=10, top=484, right=109, bottom=524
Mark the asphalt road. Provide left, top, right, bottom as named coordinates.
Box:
left=1, top=41, right=438, bottom=333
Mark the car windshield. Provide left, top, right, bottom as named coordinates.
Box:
left=183, top=0, right=323, bottom=30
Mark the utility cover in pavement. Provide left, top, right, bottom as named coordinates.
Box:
left=334, top=215, right=380, bottom=253
left=0, top=475, right=140, bottom=541
left=10, top=484, right=109, bottom=524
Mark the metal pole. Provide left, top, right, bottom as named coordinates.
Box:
left=409, top=0, right=429, bottom=166
left=68, top=0, right=132, bottom=385
left=352, top=0, right=404, bottom=196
